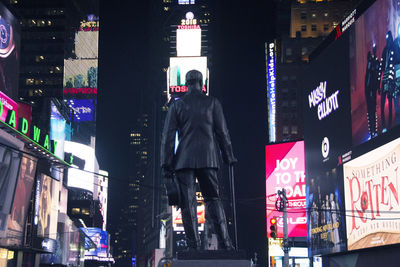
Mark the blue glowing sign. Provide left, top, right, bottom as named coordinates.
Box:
left=266, top=42, right=276, bottom=142
left=68, top=99, right=96, bottom=122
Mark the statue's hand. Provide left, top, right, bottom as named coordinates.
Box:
left=228, top=157, right=238, bottom=166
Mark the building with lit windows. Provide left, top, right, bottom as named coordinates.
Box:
left=268, top=0, right=354, bottom=142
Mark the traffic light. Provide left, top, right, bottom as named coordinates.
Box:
left=270, top=217, right=278, bottom=238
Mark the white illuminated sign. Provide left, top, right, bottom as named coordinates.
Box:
left=308, top=81, right=339, bottom=120
left=64, top=141, right=96, bottom=192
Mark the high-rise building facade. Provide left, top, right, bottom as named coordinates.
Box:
left=267, top=0, right=354, bottom=143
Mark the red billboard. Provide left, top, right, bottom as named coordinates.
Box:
left=266, top=141, right=306, bottom=238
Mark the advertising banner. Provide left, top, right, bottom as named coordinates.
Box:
left=168, top=57, right=208, bottom=100
left=82, top=227, right=108, bottom=258
left=266, top=41, right=276, bottom=142
left=265, top=141, right=306, bottom=238
left=349, top=0, right=400, bottom=146
left=172, top=192, right=205, bottom=231
left=0, top=2, right=20, bottom=101
left=50, top=101, right=66, bottom=159
left=0, top=91, right=17, bottom=129
left=344, top=137, right=400, bottom=250
left=67, top=99, right=96, bottom=122
left=0, top=154, right=37, bottom=247
left=0, top=131, right=23, bottom=238
left=36, top=173, right=59, bottom=241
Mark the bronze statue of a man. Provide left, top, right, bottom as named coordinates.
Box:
left=161, top=69, right=237, bottom=250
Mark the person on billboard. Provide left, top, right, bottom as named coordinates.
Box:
left=161, top=69, right=237, bottom=250
left=364, top=44, right=379, bottom=139
left=378, top=31, right=395, bottom=132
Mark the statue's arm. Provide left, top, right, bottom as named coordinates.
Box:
left=160, top=102, right=178, bottom=169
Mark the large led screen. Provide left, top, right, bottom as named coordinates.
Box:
left=68, top=99, right=96, bottom=122
left=265, top=141, right=306, bottom=238
left=344, top=137, right=400, bottom=250
left=50, top=101, right=66, bottom=159
left=81, top=227, right=108, bottom=258
left=0, top=131, right=23, bottom=238
left=304, top=0, right=400, bottom=256
left=168, top=57, right=208, bottom=100
left=0, top=154, right=37, bottom=247
left=0, top=2, right=20, bottom=101
left=64, top=141, right=96, bottom=193
left=172, top=192, right=205, bottom=231
left=36, top=173, right=59, bottom=240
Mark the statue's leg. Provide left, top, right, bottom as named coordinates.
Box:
left=175, top=169, right=200, bottom=250
left=197, top=168, right=234, bottom=250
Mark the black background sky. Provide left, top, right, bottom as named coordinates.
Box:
left=96, top=0, right=275, bottom=263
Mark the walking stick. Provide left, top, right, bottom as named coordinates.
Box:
left=229, top=164, right=238, bottom=250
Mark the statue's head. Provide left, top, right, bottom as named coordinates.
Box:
left=185, top=70, right=203, bottom=91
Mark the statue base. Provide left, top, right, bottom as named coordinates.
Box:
left=176, top=249, right=246, bottom=260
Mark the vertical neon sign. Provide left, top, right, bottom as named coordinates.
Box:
left=266, top=42, right=276, bottom=142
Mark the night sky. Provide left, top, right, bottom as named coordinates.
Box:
left=96, top=0, right=275, bottom=264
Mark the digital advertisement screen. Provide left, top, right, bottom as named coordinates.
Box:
left=36, top=173, right=59, bottom=240
left=50, top=101, right=66, bottom=159
left=304, top=0, right=400, bottom=256
left=0, top=2, right=20, bottom=101
left=0, top=154, right=37, bottom=247
left=172, top=192, right=205, bottom=231
left=0, top=91, right=17, bottom=129
left=81, top=227, right=108, bottom=258
left=176, top=27, right=201, bottom=57
left=344, top=137, right=400, bottom=251
left=168, top=57, right=208, bottom=100
left=0, top=132, right=23, bottom=238
left=64, top=141, right=95, bottom=192
left=265, top=141, right=306, bottom=238
left=68, top=99, right=96, bottom=122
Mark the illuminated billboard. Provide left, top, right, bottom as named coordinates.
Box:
left=35, top=173, right=60, bottom=241
left=81, top=227, right=108, bottom=258
left=344, top=137, right=400, bottom=250
left=168, top=57, right=208, bottom=100
left=172, top=192, right=205, bottom=231
left=64, top=141, right=97, bottom=192
left=266, top=42, right=276, bottom=142
left=177, top=12, right=201, bottom=57
left=0, top=91, right=17, bottom=129
left=265, top=141, right=306, bottom=238
left=303, top=0, right=400, bottom=256
left=50, top=101, right=66, bottom=159
left=0, top=2, right=20, bottom=101
left=0, top=132, right=23, bottom=238
left=68, top=99, right=96, bottom=122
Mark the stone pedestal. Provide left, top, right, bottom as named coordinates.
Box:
left=171, top=250, right=251, bottom=267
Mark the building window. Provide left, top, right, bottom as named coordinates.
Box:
left=290, top=75, right=296, bottom=81
left=282, top=75, right=289, bottom=81
left=72, top=208, right=80, bottom=214
left=291, top=100, right=297, bottom=107
left=283, top=126, right=289, bottom=135
left=324, top=12, right=329, bottom=17
left=285, top=48, right=292, bottom=56
left=300, top=12, right=306, bottom=19
left=311, top=13, right=316, bottom=18
left=301, top=25, right=307, bottom=32
left=26, top=78, right=34, bottom=85
left=311, top=24, right=317, bottom=31
left=282, top=101, right=289, bottom=107
left=291, top=126, right=298, bottom=134
left=282, top=88, right=289, bottom=93
left=324, top=24, right=329, bottom=31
